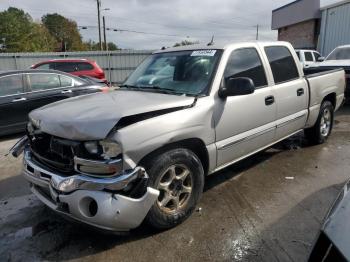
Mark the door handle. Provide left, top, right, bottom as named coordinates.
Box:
left=61, top=89, right=72, bottom=94
left=11, top=97, right=27, bottom=103
left=265, top=95, right=275, bottom=106
left=297, top=88, right=304, bottom=96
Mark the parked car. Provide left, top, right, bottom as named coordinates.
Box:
left=31, top=59, right=107, bottom=83
left=11, top=41, right=345, bottom=233
left=79, top=75, right=109, bottom=86
left=305, top=45, right=350, bottom=97
left=295, top=49, right=322, bottom=67
left=0, top=69, right=108, bottom=136
left=309, top=179, right=350, bottom=261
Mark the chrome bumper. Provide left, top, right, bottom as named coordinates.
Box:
left=22, top=148, right=159, bottom=232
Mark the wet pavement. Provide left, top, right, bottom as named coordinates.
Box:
left=1, top=107, right=350, bottom=262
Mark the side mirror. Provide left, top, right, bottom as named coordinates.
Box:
left=317, top=57, right=325, bottom=62
left=219, top=77, right=255, bottom=98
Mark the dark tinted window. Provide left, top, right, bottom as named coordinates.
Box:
left=224, top=48, right=267, bottom=88
left=265, top=46, right=299, bottom=84
left=305, top=52, right=314, bottom=62
left=35, top=63, right=55, bottom=70
left=313, top=52, right=321, bottom=61
left=296, top=51, right=301, bottom=60
left=55, top=62, right=77, bottom=72
left=28, top=74, right=60, bottom=91
left=0, top=75, right=24, bottom=96
left=77, top=62, right=94, bottom=71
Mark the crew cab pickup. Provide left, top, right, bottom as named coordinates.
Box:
left=11, top=41, right=345, bottom=232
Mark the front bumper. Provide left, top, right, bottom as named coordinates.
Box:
left=22, top=148, right=159, bottom=232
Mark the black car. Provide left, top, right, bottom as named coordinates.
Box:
left=309, top=180, right=350, bottom=261
left=0, top=69, right=108, bottom=136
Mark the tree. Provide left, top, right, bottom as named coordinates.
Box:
left=0, top=7, right=56, bottom=52
left=42, top=13, right=85, bottom=51
left=173, top=40, right=199, bottom=47
left=84, top=40, right=120, bottom=51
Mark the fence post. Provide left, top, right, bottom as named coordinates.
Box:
left=14, top=54, right=18, bottom=69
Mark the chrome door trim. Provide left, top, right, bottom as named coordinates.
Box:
left=218, top=126, right=276, bottom=150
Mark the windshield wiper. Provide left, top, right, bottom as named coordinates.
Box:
left=120, top=84, right=184, bottom=95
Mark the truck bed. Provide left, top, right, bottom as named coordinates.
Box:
left=305, top=67, right=349, bottom=96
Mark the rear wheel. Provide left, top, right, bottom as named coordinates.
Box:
left=144, top=148, right=204, bottom=229
left=305, top=101, right=334, bottom=144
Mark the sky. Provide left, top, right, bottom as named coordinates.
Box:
left=0, top=0, right=341, bottom=49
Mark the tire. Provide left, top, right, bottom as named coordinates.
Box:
left=144, top=148, right=204, bottom=229
left=305, top=100, right=334, bottom=145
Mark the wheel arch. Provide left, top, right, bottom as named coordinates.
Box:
left=139, top=138, right=210, bottom=175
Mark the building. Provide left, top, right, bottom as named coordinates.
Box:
left=318, top=0, right=350, bottom=55
left=272, top=0, right=321, bottom=49
left=272, top=0, right=350, bottom=55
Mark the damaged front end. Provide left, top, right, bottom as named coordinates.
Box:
left=13, top=129, right=159, bottom=232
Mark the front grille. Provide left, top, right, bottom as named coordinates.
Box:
left=29, top=132, right=79, bottom=174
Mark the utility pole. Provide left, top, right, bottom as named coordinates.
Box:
left=256, top=24, right=259, bottom=40
left=103, top=16, right=108, bottom=51
left=97, top=0, right=102, bottom=50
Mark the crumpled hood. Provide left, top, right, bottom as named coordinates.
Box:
left=29, top=90, right=195, bottom=140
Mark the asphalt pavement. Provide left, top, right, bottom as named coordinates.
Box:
left=1, top=106, right=350, bottom=261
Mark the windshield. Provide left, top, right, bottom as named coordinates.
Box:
left=123, top=50, right=222, bottom=96
left=326, top=47, right=350, bottom=60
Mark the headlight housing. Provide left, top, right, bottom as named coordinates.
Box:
left=84, top=140, right=122, bottom=159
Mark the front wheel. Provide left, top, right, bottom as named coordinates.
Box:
left=144, top=148, right=204, bottom=229
left=305, top=100, right=334, bottom=144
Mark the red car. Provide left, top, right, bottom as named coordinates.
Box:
left=31, top=59, right=107, bottom=83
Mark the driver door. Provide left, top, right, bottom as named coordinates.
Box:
left=214, top=47, right=277, bottom=167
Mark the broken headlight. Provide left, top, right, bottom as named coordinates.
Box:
left=84, top=140, right=122, bottom=159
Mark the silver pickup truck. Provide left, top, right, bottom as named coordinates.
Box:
left=12, top=41, right=345, bottom=232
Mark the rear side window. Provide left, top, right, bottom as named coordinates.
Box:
left=28, top=74, right=60, bottom=91
left=305, top=52, right=314, bottom=62
left=265, top=46, right=299, bottom=84
left=296, top=51, right=301, bottom=60
left=35, top=63, right=55, bottom=70
left=313, top=52, right=321, bottom=61
left=55, top=62, right=77, bottom=72
left=59, top=75, right=73, bottom=87
left=77, top=62, right=94, bottom=71
left=224, top=48, right=267, bottom=88
left=0, top=75, right=24, bottom=96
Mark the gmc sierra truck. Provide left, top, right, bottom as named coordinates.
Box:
left=11, top=41, right=345, bottom=232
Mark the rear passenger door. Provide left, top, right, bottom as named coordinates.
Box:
left=263, top=46, right=308, bottom=141
left=215, top=47, right=277, bottom=167
left=304, top=51, right=315, bottom=67
left=24, top=73, right=74, bottom=114
left=0, top=74, right=28, bottom=134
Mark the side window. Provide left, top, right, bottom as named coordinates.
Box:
left=305, top=52, right=314, bottom=62
left=224, top=48, right=267, bottom=88
left=59, top=75, right=73, bottom=87
left=296, top=51, right=301, bottom=61
left=55, top=62, right=77, bottom=72
left=313, top=52, right=321, bottom=61
left=77, top=62, right=94, bottom=71
left=264, top=46, right=299, bottom=84
left=0, top=75, right=24, bottom=96
left=35, top=63, right=50, bottom=70
left=28, top=74, right=60, bottom=91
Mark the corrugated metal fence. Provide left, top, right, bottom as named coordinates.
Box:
left=0, top=50, right=153, bottom=84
